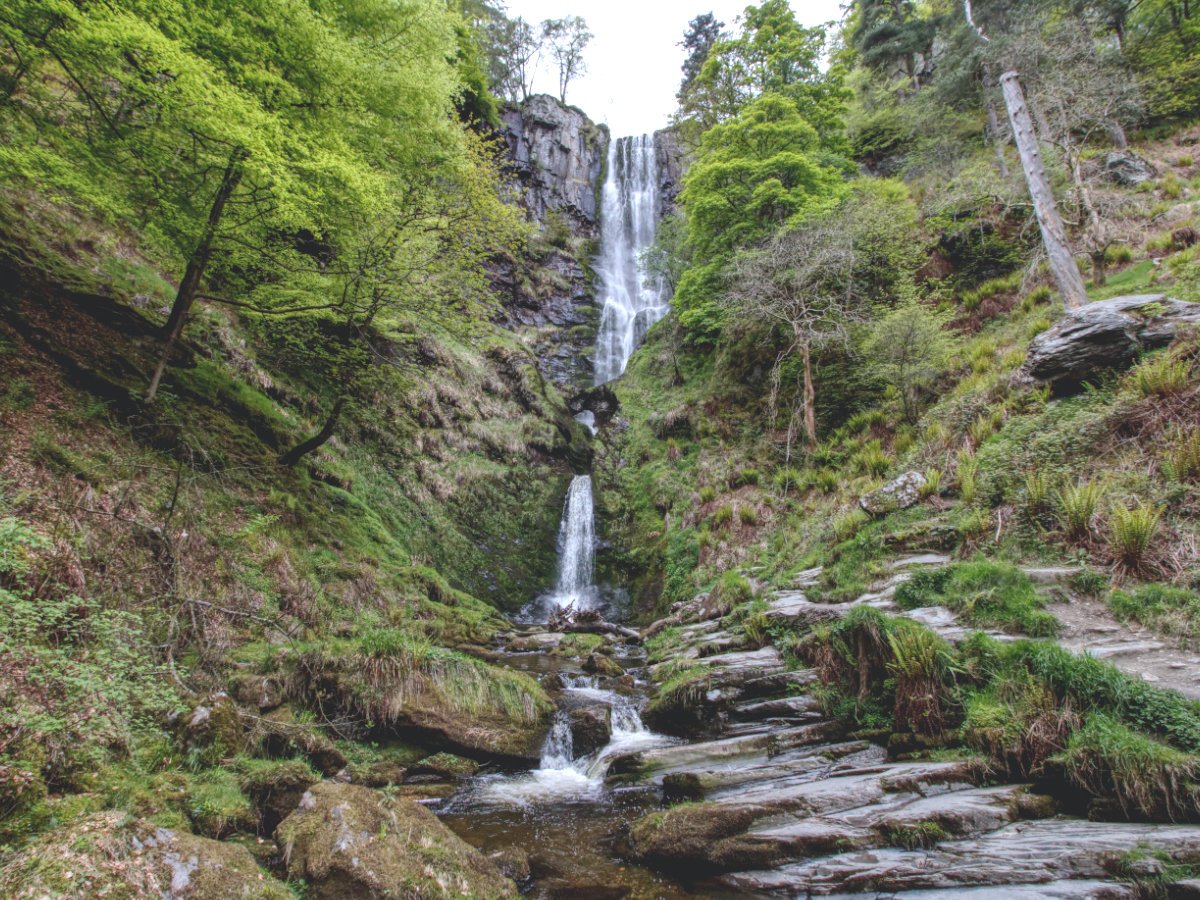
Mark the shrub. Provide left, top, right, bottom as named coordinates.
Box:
left=1056, top=480, right=1105, bottom=542
left=1104, top=244, right=1134, bottom=266
left=1108, top=501, right=1162, bottom=572
left=1025, top=285, right=1054, bottom=307
left=957, top=451, right=979, bottom=503
left=738, top=505, right=759, bottom=526
left=833, top=508, right=869, bottom=542
left=698, top=485, right=717, bottom=504
left=1023, top=471, right=1053, bottom=517
left=1163, top=431, right=1200, bottom=482
left=773, top=467, right=805, bottom=493
left=713, top=570, right=753, bottom=606
left=1128, top=353, right=1192, bottom=398
left=887, top=621, right=958, bottom=736
left=1160, top=174, right=1184, bottom=200
left=852, top=440, right=890, bottom=478
left=919, top=468, right=942, bottom=498
left=816, top=469, right=839, bottom=494
left=712, top=504, right=734, bottom=527
left=734, top=468, right=760, bottom=487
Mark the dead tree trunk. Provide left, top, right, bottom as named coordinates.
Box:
left=279, top=396, right=346, bottom=467
left=999, top=71, right=1089, bottom=310
left=146, top=150, right=246, bottom=401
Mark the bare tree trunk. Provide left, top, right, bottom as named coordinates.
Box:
left=1107, top=121, right=1129, bottom=148
left=999, top=71, right=1089, bottom=310
left=1091, top=251, right=1107, bottom=286
left=146, top=150, right=245, bottom=401
left=279, top=397, right=346, bottom=467
left=983, top=65, right=1011, bottom=179
left=800, top=341, right=816, bottom=445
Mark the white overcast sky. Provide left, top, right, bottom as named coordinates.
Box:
left=502, top=0, right=847, bottom=136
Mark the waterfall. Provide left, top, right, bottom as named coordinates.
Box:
left=553, top=475, right=596, bottom=609
left=593, top=135, right=669, bottom=385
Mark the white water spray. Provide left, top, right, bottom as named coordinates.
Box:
left=593, top=135, right=669, bottom=385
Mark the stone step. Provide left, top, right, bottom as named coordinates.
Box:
left=720, top=819, right=1200, bottom=895
left=731, top=695, right=824, bottom=722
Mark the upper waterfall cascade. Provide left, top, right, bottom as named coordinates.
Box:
left=593, top=135, right=669, bottom=385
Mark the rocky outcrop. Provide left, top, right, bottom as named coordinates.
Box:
left=501, top=94, right=607, bottom=233
left=494, top=95, right=609, bottom=390
left=1021, top=294, right=1200, bottom=393
left=569, top=704, right=613, bottom=756
left=1104, top=151, right=1157, bottom=186
left=654, top=127, right=687, bottom=216
left=0, top=811, right=291, bottom=898
left=277, top=783, right=516, bottom=899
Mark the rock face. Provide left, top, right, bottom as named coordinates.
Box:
left=1022, top=294, right=1200, bottom=393
left=1104, top=151, right=1157, bottom=186
left=654, top=127, right=687, bottom=216
left=494, top=95, right=608, bottom=389
left=0, top=811, right=290, bottom=898
left=501, top=94, right=607, bottom=232
left=277, top=783, right=515, bottom=899
left=861, top=471, right=927, bottom=516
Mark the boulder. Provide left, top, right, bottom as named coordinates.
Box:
left=254, top=708, right=348, bottom=776
left=860, top=471, right=927, bottom=516
left=179, top=692, right=244, bottom=765
left=1022, top=295, right=1200, bottom=393
left=409, top=752, right=480, bottom=780
left=568, top=704, right=613, bottom=756
left=583, top=653, right=625, bottom=677
left=1104, top=151, right=1157, bottom=186
left=0, top=811, right=290, bottom=898
left=239, top=759, right=320, bottom=835
left=277, top=782, right=515, bottom=899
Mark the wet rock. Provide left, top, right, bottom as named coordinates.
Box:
left=240, top=759, right=319, bottom=835
left=508, top=631, right=566, bottom=652
left=1021, top=294, right=1200, bottom=393
left=277, top=782, right=515, bottom=899
left=583, top=653, right=625, bottom=677
left=569, top=705, right=613, bottom=756
left=662, top=772, right=705, bottom=803
left=0, top=810, right=290, bottom=898
left=490, top=847, right=531, bottom=883
left=352, top=758, right=408, bottom=788
left=861, top=471, right=926, bottom=516
left=409, top=752, right=480, bottom=780
left=230, top=674, right=284, bottom=712
left=1105, top=151, right=1157, bottom=186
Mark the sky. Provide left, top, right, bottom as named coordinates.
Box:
left=501, top=0, right=847, bottom=136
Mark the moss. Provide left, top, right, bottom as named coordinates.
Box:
left=894, top=560, right=1059, bottom=636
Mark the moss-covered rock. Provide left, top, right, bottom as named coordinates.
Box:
left=277, top=782, right=515, bottom=898
left=237, top=758, right=319, bottom=835
left=252, top=707, right=348, bottom=776
left=0, top=810, right=290, bottom=898
left=179, top=692, right=245, bottom=766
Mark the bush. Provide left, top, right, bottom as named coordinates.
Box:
left=957, top=451, right=979, bottom=503
left=1056, top=480, right=1105, bottom=542
left=1128, top=353, right=1192, bottom=398
left=713, top=570, right=753, bottom=606
left=919, top=468, right=942, bottom=498
left=852, top=440, right=890, bottom=477
left=738, top=505, right=759, bottom=526
left=712, top=504, right=734, bottom=527
left=1163, top=431, right=1200, bottom=482
left=1108, top=501, right=1162, bottom=572
left=1105, top=244, right=1134, bottom=266
left=698, top=485, right=717, bottom=504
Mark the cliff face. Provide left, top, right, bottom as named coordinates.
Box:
left=493, top=95, right=610, bottom=392
left=654, top=127, right=687, bottom=217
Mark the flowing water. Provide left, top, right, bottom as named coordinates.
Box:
left=550, top=474, right=597, bottom=613
left=593, top=135, right=670, bottom=385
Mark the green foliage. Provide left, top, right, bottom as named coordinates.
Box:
left=1127, top=353, right=1192, bottom=398
left=1163, top=431, right=1200, bottom=482
left=1110, top=584, right=1200, bottom=646
left=864, top=300, right=955, bottom=424
left=713, top=570, right=754, bottom=607
left=851, top=439, right=891, bottom=477
left=894, top=560, right=1059, bottom=636
left=1056, top=480, right=1106, bottom=542
left=1108, top=501, right=1162, bottom=572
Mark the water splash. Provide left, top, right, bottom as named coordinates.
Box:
left=593, top=135, right=670, bottom=385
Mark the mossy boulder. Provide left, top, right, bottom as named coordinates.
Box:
left=626, top=802, right=774, bottom=871
left=238, top=759, right=320, bottom=834
left=277, top=782, right=515, bottom=898
left=0, top=810, right=290, bottom=898
left=230, top=674, right=284, bottom=712
left=179, top=692, right=245, bottom=765
left=582, top=652, right=624, bottom=677
left=568, top=705, right=612, bottom=756
left=410, top=752, right=480, bottom=780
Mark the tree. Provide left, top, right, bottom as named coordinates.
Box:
left=675, top=93, right=846, bottom=340
left=486, top=16, right=543, bottom=102
left=865, top=301, right=955, bottom=424
left=963, top=0, right=1090, bottom=309
left=541, top=16, right=591, bottom=104
left=852, top=0, right=939, bottom=91
left=678, top=13, right=725, bottom=102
